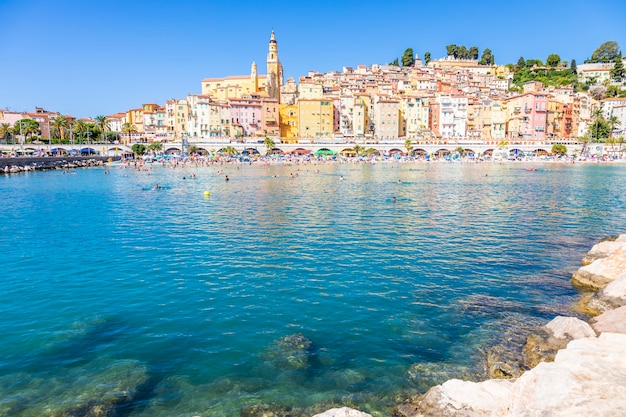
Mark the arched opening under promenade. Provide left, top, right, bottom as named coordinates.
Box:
left=164, top=147, right=181, bottom=155
left=412, top=148, right=428, bottom=156
left=434, top=148, right=451, bottom=158
left=388, top=148, right=404, bottom=156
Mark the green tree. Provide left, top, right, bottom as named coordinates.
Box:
left=95, top=115, right=110, bottom=143
left=73, top=119, right=87, bottom=143
left=590, top=41, right=620, bottom=63
left=611, top=52, right=624, bottom=81
left=608, top=115, right=622, bottom=138
left=147, top=142, right=163, bottom=153
left=222, top=145, right=238, bottom=156
left=457, top=45, right=468, bottom=59
left=401, top=48, right=415, bottom=66
left=468, top=46, right=479, bottom=60
left=404, top=139, right=413, bottom=155
left=50, top=115, right=69, bottom=144
left=13, top=118, right=39, bottom=143
left=0, top=123, right=12, bottom=143
left=479, top=48, right=494, bottom=65
left=131, top=143, right=146, bottom=156
left=446, top=44, right=458, bottom=58
left=389, top=58, right=399, bottom=66
left=551, top=143, right=567, bottom=156
left=517, top=56, right=525, bottom=69
left=353, top=144, right=364, bottom=156
left=424, top=51, right=431, bottom=65
left=570, top=59, right=577, bottom=74
left=546, top=54, right=561, bottom=67
left=263, top=136, right=275, bottom=155
left=121, top=122, right=137, bottom=144
left=589, top=109, right=610, bottom=142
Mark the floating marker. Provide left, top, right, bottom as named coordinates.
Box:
left=204, top=191, right=211, bottom=197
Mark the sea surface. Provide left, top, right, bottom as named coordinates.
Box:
left=1, top=161, right=625, bottom=416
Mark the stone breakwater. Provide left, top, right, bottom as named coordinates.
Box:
left=0, top=156, right=116, bottom=173
left=386, top=234, right=626, bottom=417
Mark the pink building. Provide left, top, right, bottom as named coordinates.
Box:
left=505, top=92, right=548, bottom=141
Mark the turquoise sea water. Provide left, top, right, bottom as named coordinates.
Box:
left=1, top=161, right=625, bottom=416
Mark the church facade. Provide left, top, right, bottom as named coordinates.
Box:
left=201, top=31, right=283, bottom=104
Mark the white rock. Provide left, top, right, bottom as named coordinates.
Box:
left=312, top=407, right=373, bottom=417
left=587, top=240, right=626, bottom=259
left=544, top=316, right=596, bottom=339
left=590, top=305, right=626, bottom=334
left=572, top=248, right=626, bottom=290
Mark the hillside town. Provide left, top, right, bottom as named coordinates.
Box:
left=1, top=32, right=625, bottom=149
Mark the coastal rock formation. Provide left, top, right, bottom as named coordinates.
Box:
left=571, top=242, right=626, bottom=290
left=590, top=305, right=626, bottom=334
left=581, top=236, right=626, bottom=265
left=584, top=272, right=626, bottom=313
left=523, top=316, right=596, bottom=368
left=402, top=333, right=626, bottom=417
left=312, top=407, right=373, bottom=417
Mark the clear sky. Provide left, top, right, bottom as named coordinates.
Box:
left=1, top=0, right=624, bottom=119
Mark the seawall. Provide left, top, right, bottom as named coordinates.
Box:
left=0, top=156, right=119, bottom=173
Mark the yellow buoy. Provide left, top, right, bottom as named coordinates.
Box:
left=204, top=191, right=211, bottom=197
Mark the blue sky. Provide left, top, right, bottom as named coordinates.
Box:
left=1, top=0, right=624, bottom=119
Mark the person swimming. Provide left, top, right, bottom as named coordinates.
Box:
left=225, top=175, right=229, bottom=181
left=152, top=184, right=161, bottom=190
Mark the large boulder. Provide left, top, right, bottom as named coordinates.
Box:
left=584, top=272, right=626, bottom=313
left=523, top=316, right=596, bottom=368
left=412, top=378, right=513, bottom=417
left=582, top=236, right=626, bottom=265
left=590, top=305, right=626, bottom=334
left=572, top=246, right=626, bottom=290
left=312, top=407, right=373, bottom=417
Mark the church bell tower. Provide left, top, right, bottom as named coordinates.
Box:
left=266, top=31, right=283, bottom=103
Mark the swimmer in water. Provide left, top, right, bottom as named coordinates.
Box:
left=225, top=175, right=229, bottom=181
left=152, top=184, right=161, bottom=190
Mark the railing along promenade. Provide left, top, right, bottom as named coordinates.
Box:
left=0, top=138, right=585, bottom=157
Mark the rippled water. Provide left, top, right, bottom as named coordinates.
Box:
left=1, top=161, right=625, bottom=416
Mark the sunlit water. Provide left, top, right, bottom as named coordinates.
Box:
left=1, top=161, right=625, bottom=416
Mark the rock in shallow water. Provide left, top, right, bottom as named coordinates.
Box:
left=572, top=244, right=626, bottom=290
left=312, top=406, right=373, bottom=417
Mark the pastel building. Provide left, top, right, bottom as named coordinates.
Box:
left=504, top=92, right=548, bottom=141
left=401, top=95, right=430, bottom=139
left=435, top=93, right=468, bottom=139
left=372, top=96, right=400, bottom=141
left=298, top=99, right=333, bottom=139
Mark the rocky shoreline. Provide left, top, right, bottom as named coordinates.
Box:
left=0, top=156, right=117, bottom=173
left=384, top=234, right=626, bottom=417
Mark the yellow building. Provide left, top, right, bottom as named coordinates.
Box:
left=298, top=99, right=333, bottom=139
left=279, top=104, right=299, bottom=142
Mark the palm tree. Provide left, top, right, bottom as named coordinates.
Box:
left=13, top=119, right=39, bottom=143
left=591, top=108, right=603, bottom=142
left=95, top=115, right=110, bottom=143
left=404, top=139, right=413, bottom=156
left=0, top=123, right=11, bottom=143
left=263, top=136, right=275, bottom=155
left=221, top=146, right=238, bottom=156
left=608, top=115, right=621, bottom=139
left=353, top=144, right=364, bottom=156
left=74, top=120, right=87, bottom=144
left=121, top=122, right=138, bottom=145
left=50, top=115, right=69, bottom=144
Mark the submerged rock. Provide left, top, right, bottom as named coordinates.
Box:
left=265, top=333, right=316, bottom=371
left=241, top=403, right=305, bottom=417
